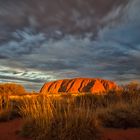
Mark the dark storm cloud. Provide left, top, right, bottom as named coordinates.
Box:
left=0, top=28, right=45, bottom=58
left=0, top=0, right=140, bottom=90
left=0, top=75, right=44, bottom=83
left=0, top=0, right=128, bottom=35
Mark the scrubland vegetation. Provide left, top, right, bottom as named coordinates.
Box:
left=0, top=83, right=26, bottom=95
left=0, top=82, right=139, bottom=140
left=19, top=95, right=101, bottom=140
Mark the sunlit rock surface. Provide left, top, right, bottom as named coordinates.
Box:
left=40, top=78, right=118, bottom=94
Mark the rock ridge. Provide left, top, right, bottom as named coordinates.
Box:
left=40, top=78, right=118, bottom=94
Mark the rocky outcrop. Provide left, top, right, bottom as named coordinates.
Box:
left=40, top=78, right=118, bottom=94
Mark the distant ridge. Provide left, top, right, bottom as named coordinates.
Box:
left=40, top=78, right=118, bottom=94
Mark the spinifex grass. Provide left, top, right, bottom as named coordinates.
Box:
left=0, top=94, right=13, bottom=121
left=19, top=95, right=101, bottom=140
left=98, top=98, right=140, bottom=128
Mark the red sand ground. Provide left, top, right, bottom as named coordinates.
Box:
left=0, top=119, right=31, bottom=140
left=0, top=119, right=140, bottom=140
left=101, top=128, right=140, bottom=140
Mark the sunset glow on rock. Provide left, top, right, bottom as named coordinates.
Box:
left=40, top=78, right=118, bottom=94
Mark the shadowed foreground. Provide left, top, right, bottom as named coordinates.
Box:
left=0, top=81, right=140, bottom=140
left=0, top=119, right=31, bottom=140
left=102, top=128, right=140, bottom=140
left=0, top=119, right=140, bottom=140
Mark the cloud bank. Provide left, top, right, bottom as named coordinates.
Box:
left=0, top=0, right=140, bottom=91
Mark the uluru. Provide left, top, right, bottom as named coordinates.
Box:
left=40, top=78, right=118, bottom=94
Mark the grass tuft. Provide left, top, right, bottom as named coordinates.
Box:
left=19, top=95, right=101, bottom=140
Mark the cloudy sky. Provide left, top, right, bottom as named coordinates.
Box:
left=0, top=0, right=140, bottom=91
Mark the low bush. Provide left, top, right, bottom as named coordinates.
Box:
left=19, top=95, right=101, bottom=140
left=98, top=101, right=140, bottom=128
left=0, top=94, right=12, bottom=121
left=0, top=83, right=26, bottom=95
left=0, top=94, right=22, bottom=121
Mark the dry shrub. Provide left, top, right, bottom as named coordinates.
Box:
left=0, top=109, right=12, bottom=121
left=19, top=95, right=101, bottom=140
left=0, top=94, right=13, bottom=121
left=0, top=95, right=24, bottom=121
left=0, top=83, right=26, bottom=95
left=98, top=100, right=140, bottom=128
left=74, top=93, right=122, bottom=111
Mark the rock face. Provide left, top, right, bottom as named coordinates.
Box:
left=40, top=78, right=118, bottom=94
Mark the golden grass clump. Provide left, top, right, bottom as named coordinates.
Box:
left=0, top=94, right=13, bottom=121
left=0, top=83, right=26, bottom=95
left=98, top=99, right=140, bottom=128
left=19, top=95, right=101, bottom=140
